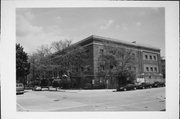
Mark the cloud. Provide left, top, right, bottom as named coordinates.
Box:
left=100, top=20, right=114, bottom=30
left=56, top=16, right=62, bottom=20
left=16, top=11, right=43, bottom=37
left=115, top=24, right=120, bottom=29
left=115, top=23, right=128, bottom=31
left=17, top=28, right=70, bottom=54
left=24, top=11, right=35, bottom=21
left=136, top=21, right=142, bottom=27
left=16, top=10, right=70, bottom=53
left=122, top=24, right=128, bottom=31
left=150, top=7, right=161, bottom=12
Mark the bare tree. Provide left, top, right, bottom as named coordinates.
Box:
left=51, top=39, right=72, bottom=52
left=28, top=44, right=53, bottom=86
left=97, top=45, right=137, bottom=88
left=36, top=44, right=52, bottom=57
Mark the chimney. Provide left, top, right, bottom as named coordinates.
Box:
left=132, top=41, right=136, bottom=44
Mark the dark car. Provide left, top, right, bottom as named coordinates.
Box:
left=136, top=83, right=152, bottom=89
left=152, top=82, right=165, bottom=87
left=117, top=84, right=137, bottom=91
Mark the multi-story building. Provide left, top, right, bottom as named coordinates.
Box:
left=161, top=57, right=165, bottom=79
left=52, top=35, right=163, bottom=89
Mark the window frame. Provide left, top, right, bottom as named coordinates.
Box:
left=153, top=56, right=156, bottom=60
left=150, top=67, right=153, bottom=71
left=145, top=55, right=148, bottom=60
left=146, top=67, right=149, bottom=72
left=154, top=67, right=157, bottom=72
left=149, top=55, right=152, bottom=60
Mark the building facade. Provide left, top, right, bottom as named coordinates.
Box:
left=52, top=35, right=163, bottom=89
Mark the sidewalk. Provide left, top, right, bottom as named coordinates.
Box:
left=57, top=89, right=116, bottom=93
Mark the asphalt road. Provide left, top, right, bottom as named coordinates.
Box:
left=17, top=87, right=165, bottom=111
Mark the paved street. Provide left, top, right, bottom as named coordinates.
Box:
left=17, top=87, right=165, bottom=111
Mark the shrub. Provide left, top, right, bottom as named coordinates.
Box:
left=52, top=80, right=59, bottom=88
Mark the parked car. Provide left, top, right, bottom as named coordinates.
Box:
left=152, top=82, right=165, bottom=87
left=136, top=83, right=152, bottom=89
left=32, top=86, right=42, bottom=91
left=159, top=82, right=165, bottom=87
left=117, top=84, right=137, bottom=91
left=16, top=83, right=24, bottom=94
left=83, top=83, right=92, bottom=89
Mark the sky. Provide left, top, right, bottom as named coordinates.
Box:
left=16, top=8, right=165, bottom=56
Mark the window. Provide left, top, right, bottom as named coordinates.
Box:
left=100, top=49, right=104, bottom=54
left=149, top=55, right=152, bottom=60
left=145, top=55, right=148, bottom=59
left=146, top=67, right=149, bottom=72
left=100, top=65, right=105, bottom=70
left=102, top=65, right=105, bottom=70
left=110, top=65, right=113, bottom=69
left=87, top=67, right=90, bottom=71
left=81, top=67, right=84, bottom=72
left=154, top=67, right=157, bottom=72
left=75, top=68, right=78, bottom=72
left=54, top=72, right=57, bottom=77
left=86, top=49, right=89, bottom=53
left=153, top=56, right=156, bottom=60
left=150, top=67, right=153, bottom=71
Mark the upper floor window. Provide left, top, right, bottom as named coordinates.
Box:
left=100, top=49, right=104, bottom=54
left=150, top=67, right=153, bottom=71
left=149, top=55, right=152, bottom=60
left=76, top=68, right=78, bottom=72
left=86, top=49, right=89, bottom=53
left=153, top=56, right=156, bottom=60
left=110, top=65, right=113, bottom=69
left=102, top=65, right=105, bottom=70
left=132, top=53, right=135, bottom=57
left=81, top=67, right=84, bottom=72
left=99, top=65, right=105, bottom=71
left=146, top=67, right=149, bottom=72
left=154, top=67, right=157, bottom=72
left=145, top=55, right=148, bottom=59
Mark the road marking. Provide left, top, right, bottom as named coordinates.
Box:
left=47, top=104, right=88, bottom=111
left=23, top=104, right=88, bottom=111
left=16, top=103, right=28, bottom=111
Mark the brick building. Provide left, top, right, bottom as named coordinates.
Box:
left=52, top=35, right=163, bottom=89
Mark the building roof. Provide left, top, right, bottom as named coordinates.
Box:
left=53, top=35, right=160, bottom=56
left=76, top=35, right=160, bottom=51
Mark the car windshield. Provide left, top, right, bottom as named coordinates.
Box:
left=17, top=84, right=23, bottom=87
left=19, top=84, right=23, bottom=87
left=127, top=84, right=133, bottom=86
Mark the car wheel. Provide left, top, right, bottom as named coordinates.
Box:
left=124, top=88, right=126, bottom=91
left=142, top=87, right=145, bottom=89
left=134, top=87, right=136, bottom=90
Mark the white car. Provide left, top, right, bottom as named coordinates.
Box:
left=32, top=86, right=42, bottom=91
left=16, top=83, right=24, bottom=94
